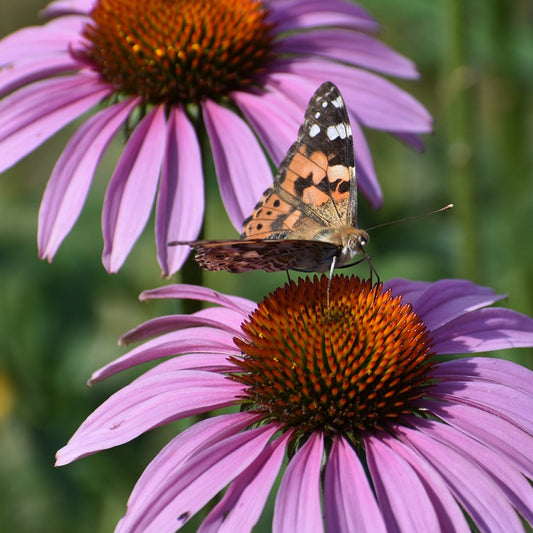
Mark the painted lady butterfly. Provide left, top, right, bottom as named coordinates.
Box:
left=174, top=81, right=369, bottom=276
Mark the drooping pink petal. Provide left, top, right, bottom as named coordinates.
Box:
left=156, top=106, right=204, bottom=276
left=102, top=105, right=167, bottom=272
left=365, top=433, right=441, bottom=532
left=384, top=278, right=431, bottom=303
left=398, top=426, right=524, bottom=532
left=430, top=379, right=533, bottom=434
left=0, top=54, right=80, bottom=97
left=273, top=432, right=324, bottom=533
left=38, top=97, right=139, bottom=261
left=324, top=436, right=386, bottom=533
left=269, top=0, right=379, bottom=34
left=417, top=418, right=533, bottom=524
left=0, top=15, right=88, bottom=63
left=199, top=431, right=291, bottom=533
left=122, top=412, right=260, bottom=516
left=431, top=357, right=533, bottom=396
left=117, top=424, right=278, bottom=533
left=0, top=73, right=110, bottom=173
left=232, top=87, right=302, bottom=165
left=385, top=433, right=470, bottom=532
left=280, top=29, right=418, bottom=79
left=119, top=307, right=245, bottom=344
left=56, top=370, right=243, bottom=465
left=275, top=58, right=432, bottom=133
left=203, top=99, right=273, bottom=229
left=421, top=400, right=533, bottom=478
left=139, top=283, right=255, bottom=315
left=405, top=279, right=506, bottom=331
left=90, top=327, right=240, bottom=383
left=41, top=0, right=94, bottom=17
left=431, top=307, right=533, bottom=354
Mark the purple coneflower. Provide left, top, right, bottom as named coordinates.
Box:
left=57, top=275, right=533, bottom=532
left=0, top=0, right=431, bottom=275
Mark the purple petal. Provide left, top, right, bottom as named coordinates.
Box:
left=119, top=308, right=244, bottom=345
left=117, top=424, right=278, bottom=533
left=140, top=353, right=238, bottom=378
left=421, top=399, right=533, bottom=478
left=274, top=432, right=324, bottom=533
left=365, top=433, right=441, bottom=531
left=56, top=370, right=243, bottom=465
left=417, top=418, right=533, bottom=524
left=41, top=0, right=94, bottom=17
left=392, top=131, right=426, bottom=151
left=324, top=436, right=386, bottom=533
left=269, top=0, right=379, bottom=34
left=156, top=106, right=204, bottom=276
left=398, top=426, right=524, bottom=532
left=122, top=412, right=259, bottom=516
left=432, top=356, right=533, bottom=396
left=430, top=380, right=533, bottom=434
left=275, top=59, right=432, bottom=133
left=232, top=86, right=302, bottom=165
left=102, top=105, right=167, bottom=272
left=90, top=327, right=240, bottom=383
left=202, top=99, right=273, bottom=229
left=385, top=434, right=470, bottom=532
left=0, top=73, right=110, bottom=173
left=0, top=54, right=80, bottom=97
left=279, top=29, right=418, bottom=79
left=431, top=307, right=533, bottom=354
left=0, top=16, right=87, bottom=63
left=139, top=283, right=255, bottom=315
left=406, top=279, right=506, bottom=331
left=38, top=97, right=139, bottom=261
left=384, top=278, right=431, bottom=303
left=199, top=431, right=291, bottom=532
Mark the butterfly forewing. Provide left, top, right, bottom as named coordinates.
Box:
left=173, top=81, right=365, bottom=273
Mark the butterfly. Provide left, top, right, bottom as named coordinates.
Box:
left=172, top=81, right=370, bottom=277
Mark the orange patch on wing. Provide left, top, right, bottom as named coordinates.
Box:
left=327, top=164, right=351, bottom=203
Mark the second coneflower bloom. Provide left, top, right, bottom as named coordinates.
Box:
left=0, top=0, right=431, bottom=274
left=57, top=275, right=533, bottom=531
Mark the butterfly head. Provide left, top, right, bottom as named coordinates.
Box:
left=338, top=227, right=369, bottom=267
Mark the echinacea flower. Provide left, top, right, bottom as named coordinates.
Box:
left=57, top=275, right=533, bottom=532
left=0, top=0, right=431, bottom=275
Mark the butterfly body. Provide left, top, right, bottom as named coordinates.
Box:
left=174, top=81, right=369, bottom=274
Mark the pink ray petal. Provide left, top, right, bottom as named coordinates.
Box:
left=41, top=0, right=94, bottom=17
left=0, top=73, right=110, bottom=173
left=90, top=327, right=240, bottom=384
left=139, top=283, right=254, bottom=314
left=274, top=432, right=324, bottom=533
left=56, top=370, right=243, bottom=465
left=199, top=431, right=291, bottom=533
left=398, top=426, right=523, bottom=532
left=279, top=29, right=418, bottom=79
left=102, top=105, right=167, bottom=272
left=118, top=424, right=278, bottom=533
left=324, top=436, right=386, bottom=533
left=38, top=97, right=139, bottom=261
left=156, top=106, right=204, bottom=276
left=203, top=99, right=272, bottom=229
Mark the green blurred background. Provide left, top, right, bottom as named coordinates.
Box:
left=0, top=1, right=532, bottom=531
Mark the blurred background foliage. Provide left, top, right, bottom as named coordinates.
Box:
left=0, top=0, right=532, bottom=531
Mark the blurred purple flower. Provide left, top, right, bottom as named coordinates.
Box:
left=0, top=0, right=431, bottom=275
left=57, top=276, right=533, bottom=532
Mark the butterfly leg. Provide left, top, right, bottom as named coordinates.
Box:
left=361, top=248, right=380, bottom=285
left=286, top=270, right=292, bottom=284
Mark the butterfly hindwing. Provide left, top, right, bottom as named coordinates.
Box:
left=241, top=82, right=358, bottom=240
left=192, top=239, right=340, bottom=273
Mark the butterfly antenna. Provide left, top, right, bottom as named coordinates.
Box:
left=365, top=204, right=453, bottom=232
left=361, top=247, right=380, bottom=286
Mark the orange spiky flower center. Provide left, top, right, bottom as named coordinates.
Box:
left=232, top=276, right=436, bottom=438
left=83, top=0, right=275, bottom=103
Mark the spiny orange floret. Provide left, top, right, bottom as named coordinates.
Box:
left=231, top=275, right=436, bottom=437
left=83, top=0, right=275, bottom=103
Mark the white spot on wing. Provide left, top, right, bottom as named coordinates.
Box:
left=314, top=112, right=321, bottom=119
left=322, top=101, right=328, bottom=108
left=309, top=124, right=320, bottom=137
left=332, top=95, right=344, bottom=109
left=327, top=123, right=347, bottom=140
